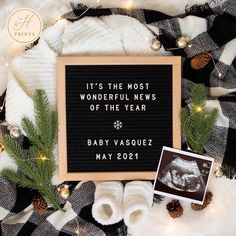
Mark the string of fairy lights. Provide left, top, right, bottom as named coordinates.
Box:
left=0, top=0, right=226, bottom=234
left=1, top=1, right=225, bottom=163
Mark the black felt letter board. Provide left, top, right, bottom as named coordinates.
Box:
left=57, top=57, right=181, bottom=180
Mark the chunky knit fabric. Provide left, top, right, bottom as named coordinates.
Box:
left=5, top=74, right=34, bottom=132
left=5, top=0, right=236, bottom=176
left=0, top=1, right=236, bottom=235
left=11, top=39, right=57, bottom=108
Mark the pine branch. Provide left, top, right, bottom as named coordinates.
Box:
left=180, top=84, right=219, bottom=154
left=21, top=117, right=43, bottom=149
left=48, top=111, right=58, bottom=147
left=2, top=169, right=38, bottom=189
left=3, top=136, right=41, bottom=180
left=33, top=90, right=51, bottom=147
left=190, top=84, right=206, bottom=106
left=2, top=89, right=61, bottom=211
left=40, top=185, right=62, bottom=211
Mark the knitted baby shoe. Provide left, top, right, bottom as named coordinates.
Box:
left=92, top=181, right=123, bottom=225
left=123, top=181, right=153, bottom=228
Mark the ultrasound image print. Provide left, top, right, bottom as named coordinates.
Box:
left=158, top=157, right=206, bottom=192
left=154, top=147, right=214, bottom=204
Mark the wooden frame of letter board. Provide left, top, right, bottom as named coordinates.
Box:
left=57, top=56, right=181, bottom=181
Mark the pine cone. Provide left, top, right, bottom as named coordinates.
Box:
left=191, top=191, right=213, bottom=211
left=32, top=194, right=48, bottom=214
left=191, top=52, right=212, bottom=70
left=166, top=200, right=183, bottom=218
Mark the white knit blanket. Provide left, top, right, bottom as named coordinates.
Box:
left=0, top=0, right=236, bottom=235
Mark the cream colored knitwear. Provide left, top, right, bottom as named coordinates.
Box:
left=6, top=73, right=34, bottom=130
left=2, top=14, right=212, bottom=184
left=6, top=15, right=170, bottom=129
left=1, top=14, right=210, bottom=99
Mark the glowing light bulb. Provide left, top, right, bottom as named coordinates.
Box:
left=64, top=184, right=69, bottom=189
left=124, top=0, right=133, bottom=10
left=75, top=228, right=80, bottom=235
left=37, top=154, right=47, bottom=161
left=56, top=15, right=62, bottom=22
left=214, top=166, right=224, bottom=177
left=195, top=106, right=203, bottom=112
left=187, top=43, right=193, bottom=48
left=52, top=15, right=62, bottom=24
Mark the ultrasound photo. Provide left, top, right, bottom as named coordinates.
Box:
left=154, top=147, right=214, bottom=204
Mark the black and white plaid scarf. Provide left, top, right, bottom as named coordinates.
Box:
left=61, top=0, right=236, bottom=177
left=0, top=0, right=236, bottom=234
left=0, top=178, right=127, bottom=236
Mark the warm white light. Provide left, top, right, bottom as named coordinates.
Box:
left=58, top=184, right=70, bottom=199
left=195, top=106, right=203, bottom=112
left=166, top=221, right=175, bottom=232
left=52, top=15, right=62, bottom=24
left=64, top=184, right=69, bottom=189
left=4, top=62, right=8, bottom=67
left=36, top=154, right=49, bottom=161
left=210, top=205, right=216, bottom=213
left=58, top=184, right=69, bottom=193
left=75, top=228, right=80, bottom=235
left=124, top=0, right=133, bottom=10
left=55, top=15, right=62, bottom=22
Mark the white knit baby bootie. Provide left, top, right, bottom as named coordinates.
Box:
left=123, top=181, right=153, bottom=228
left=92, top=181, right=123, bottom=225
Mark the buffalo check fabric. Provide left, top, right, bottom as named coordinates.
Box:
left=62, top=0, right=236, bottom=175
left=0, top=0, right=236, bottom=235
left=0, top=181, right=106, bottom=236
left=0, top=178, right=127, bottom=235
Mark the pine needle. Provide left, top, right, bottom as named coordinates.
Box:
left=180, top=84, right=218, bottom=154
left=2, top=89, right=61, bottom=210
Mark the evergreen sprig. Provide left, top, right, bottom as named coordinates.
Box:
left=2, top=90, right=61, bottom=210
left=181, top=84, right=218, bottom=154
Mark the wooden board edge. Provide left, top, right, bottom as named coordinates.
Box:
left=172, top=56, right=182, bottom=149
left=57, top=58, right=68, bottom=180
left=57, top=56, right=182, bottom=181
left=56, top=56, right=182, bottom=65
left=59, top=171, right=157, bottom=181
